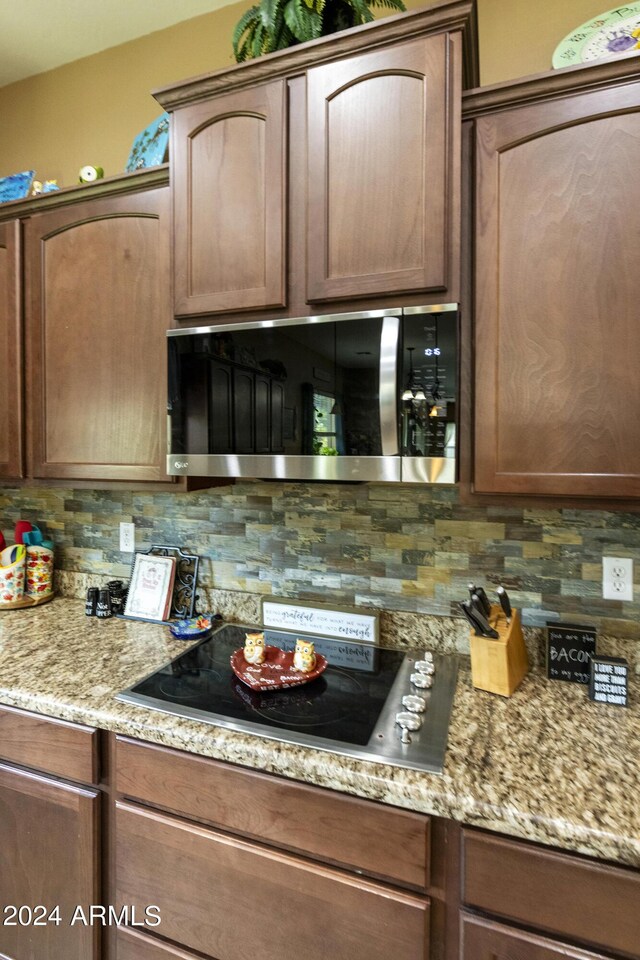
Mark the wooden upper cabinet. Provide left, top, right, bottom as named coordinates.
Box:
left=0, top=220, right=22, bottom=479
left=172, top=81, right=287, bottom=316
left=471, top=76, right=640, bottom=498
left=307, top=34, right=456, bottom=302
left=25, top=186, right=172, bottom=482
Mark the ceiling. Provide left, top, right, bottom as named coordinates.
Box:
left=0, top=0, right=237, bottom=87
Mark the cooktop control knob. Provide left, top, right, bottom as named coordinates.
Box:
left=415, top=658, right=435, bottom=676
left=402, top=694, right=427, bottom=713
left=395, top=711, right=423, bottom=744
left=410, top=672, right=433, bottom=689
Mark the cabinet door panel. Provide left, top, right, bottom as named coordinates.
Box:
left=474, top=84, right=640, bottom=497
left=307, top=35, right=452, bottom=301
left=0, top=763, right=99, bottom=960
left=116, top=801, right=429, bottom=960
left=0, top=220, right=22, bottom=479
left=25, top=187, right=172, bottom=482
left=173, top=82, right=287, bottom=315
left=461, top=915, right=611, bottom=960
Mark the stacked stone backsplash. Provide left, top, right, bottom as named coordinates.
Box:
left=2, top=482, right=640, bottom=642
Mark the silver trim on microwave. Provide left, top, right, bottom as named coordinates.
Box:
left=167, top=307, right=406, bottom=338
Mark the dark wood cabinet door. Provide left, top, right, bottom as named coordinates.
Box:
left=25, top=186, right=172, bottom=482
left=307, top=34, right=456, bottom=302
left=0, top=220, right=22, bottom=479
left=116, top=801, right=429, bottom=960
left=473, top=81, right=640, bottom=497
left=173, top=81, right=287, bottom=316
left=0, top=763, right=100, bottom=960
left=461, top=915, right=611, bottom=960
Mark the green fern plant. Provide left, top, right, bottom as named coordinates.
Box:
left=232, top=0, right=406, bottom=63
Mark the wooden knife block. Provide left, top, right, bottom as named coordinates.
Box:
left=469, top=605, right=529, bottom=697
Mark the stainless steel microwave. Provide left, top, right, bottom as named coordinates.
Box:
left=167, top=305, right=458, bottom=483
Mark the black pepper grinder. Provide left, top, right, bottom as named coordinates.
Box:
left=96, top=588, right=112, bottom=619
left=85, top=587, right=99, bottom=617
left=107, top=579, right=126, bottom=615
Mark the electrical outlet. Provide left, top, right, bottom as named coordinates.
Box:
left=602, top=557, right=633, bottom=601
left=120, top=522, right=135, bottom=553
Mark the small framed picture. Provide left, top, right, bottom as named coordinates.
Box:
left=123, top=553, right=176, bottom=623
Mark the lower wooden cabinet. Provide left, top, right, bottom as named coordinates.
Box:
left=462, top=829, right=640, bottom=959
left=0, top=762, right=100, bottom=960
left=115, top=801, right=429, bottom=960
left=461, top=915, right=612, bottom=960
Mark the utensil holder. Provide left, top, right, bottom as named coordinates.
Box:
left=469, top=604, right=529, bottom=697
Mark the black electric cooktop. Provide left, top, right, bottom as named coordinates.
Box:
left=116, top=623, right=458, bottom=773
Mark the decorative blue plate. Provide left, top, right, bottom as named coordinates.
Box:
left=169, top=613, right=217, bottom=640
left=0, top=170, right=35, bottom=203
left=125, top=114, right=170, bottom=173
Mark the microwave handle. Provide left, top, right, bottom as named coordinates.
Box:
left=379, top=315, right=400, bottom=456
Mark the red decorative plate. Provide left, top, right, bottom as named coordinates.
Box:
left=230, top=645, right=328, bottom=692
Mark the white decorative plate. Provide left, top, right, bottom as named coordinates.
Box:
left=552, top=3, right=640, bottom=69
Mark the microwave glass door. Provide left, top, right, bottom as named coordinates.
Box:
left=168, top=316, right=394, bottom=461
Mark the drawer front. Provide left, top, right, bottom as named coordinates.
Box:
left=118, top=927, right=208, bottom=960
left=115, top=801, right=429, bottom=960
left=462, top=915, right=612, bottom=960
left=0, top=704, right=98, bottom=783
left=463, top=830, right=640, bottom=958
left=115, top=736, right=430, bottom=890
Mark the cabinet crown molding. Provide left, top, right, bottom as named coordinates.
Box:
left=152, top=0, right=478, bottom=110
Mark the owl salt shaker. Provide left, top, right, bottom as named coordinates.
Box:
left=293, top=638, right=316, bottom=673
left=244, top=632, right=266, bottom=665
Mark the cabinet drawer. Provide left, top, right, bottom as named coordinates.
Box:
left=115, top=736, right=429, bottom=889
left=461, top=914, right=612, bottom=960
left=115, top=801, right=429, bottom=960
left=462, top=830, right=640, bottom=958
left=0, top=703, right=99, bottom=783
left=118, top=927, right=207, bottom=960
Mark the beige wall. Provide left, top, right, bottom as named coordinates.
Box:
left=0, top=0, right=614, bottom=184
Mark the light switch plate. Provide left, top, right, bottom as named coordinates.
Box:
left=119, top=522, right=135, bottom=553
left=602, top=557, right=633, bottom=601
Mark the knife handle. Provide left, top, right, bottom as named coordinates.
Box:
left=496, top=586, right=512, bottom=620
left=474, top=586, right=492, bottom=618
left=466, top=599, right=500, bottom=639
left=459, top=601, right=483, bottom=636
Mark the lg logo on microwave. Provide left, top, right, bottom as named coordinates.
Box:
left=173, top=461, right=189, bottom=471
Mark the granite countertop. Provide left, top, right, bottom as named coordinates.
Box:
left=0, top=598, right=638, bottom=869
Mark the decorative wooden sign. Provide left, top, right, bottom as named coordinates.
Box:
left=589, top=656, right=629, bottom=707
left=546, top=622, right=597, bottom=684
left=261, top=598, right=378, bottom=644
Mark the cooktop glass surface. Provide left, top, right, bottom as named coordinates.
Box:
left=117, top=622, right=459, bottom=773
left=124, top=624, right=405, bottom=747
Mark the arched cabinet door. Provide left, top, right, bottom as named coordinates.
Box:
left=0, top=220, right=22, bottom=479
left=25, top=187, right=172, bottom=482
left=473, top=80, right=640, bottom=498
left=307, top=34, right=456, bottom=302
left=172, top=81, right=287, bottom=316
